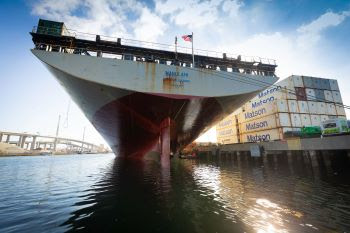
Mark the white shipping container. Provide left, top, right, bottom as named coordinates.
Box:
left=276, top=99, right=289, bottom=112
left=310, top=115, right=321, bottom=126
left=317, top=102, right=327, bottom=115
left=300, top=114, right=312, bottom=126
left=329, top=79, right=339, bottom=91
left=278, top=113, right=292, bottom=127
left=308, top=101, right=318, bottom=114
left=298, top=101, right=309, bottom=113
left=290, top=113, right=302, bottom=127
left=239, top=99, right=289, bottom=122
left=239, top=113, right=291, bottom=134
left=216, top=127, right=238, bottom=137
left=277, top=78, right=297, bottom=99
left=332, top=91, right=343, bottom=103
left=320, top=115, right=329, bottom=122
left=305, top=88, right=316, bottom=100
left=248, top=86, right=287, bottom=105
left=217, top=135, right=239, bottom=144
left=217, top=115, right=236, bottom=129
left=240, top=128, right=283, bottom=143
left=324, top=90, right=334, bottom=102
left=244, top=79, right=302, bottom=111
left=336, top=105, right=346, bottom=116
left=326, top=103, right=337, bottom=115
left=239, top=116, right=276, bottom=133
left=288, top=100, right=299, bottom=113
left=291, top=75, right=304, bottom=87
left=244, top=95, right=279, bottom=111
left=286, top=88, right=297, bottom=100
left=277, top=78, right=294, bottom=89
left=243, top=96, right=289, bottom=113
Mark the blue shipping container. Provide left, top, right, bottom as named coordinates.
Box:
left=312, top=78, right=322, bottom=89
left=314, top=89, right=325, bottom=101
left=303, top=76, right=314, bottom=88
left=320, top=79, right=331, bottom=90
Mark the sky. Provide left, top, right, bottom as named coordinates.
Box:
left=0, top=0, right=349, bottom=145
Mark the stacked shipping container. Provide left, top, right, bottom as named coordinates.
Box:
left=216, top=75, right=347, bottom=144
left=216, top=113, right=240, bottom=144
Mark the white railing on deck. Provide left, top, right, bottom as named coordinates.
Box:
left=33, top=26, right=277, bottom=66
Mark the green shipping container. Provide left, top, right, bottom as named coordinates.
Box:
left=301, top=126, right=321, bottom=137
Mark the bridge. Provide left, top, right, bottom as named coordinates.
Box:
left=0, top=131, right=108, bottom=154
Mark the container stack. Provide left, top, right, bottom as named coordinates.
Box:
left=216, top=75, right=347, bottom=144
left=216, top=113, right=240, bottom=144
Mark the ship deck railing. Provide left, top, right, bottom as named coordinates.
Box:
left=31, top=26, right=277, bottom=76
left=39, top=26, right=277, bottom=66
left=62, top=28, right=277, bottom=66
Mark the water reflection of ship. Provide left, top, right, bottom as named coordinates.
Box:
left=61, top=158, right=249, bottom=232
left=59, top=154, right=350, bottom=232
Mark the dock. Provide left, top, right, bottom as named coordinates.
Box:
left=195, top=135, right=350, bottom=168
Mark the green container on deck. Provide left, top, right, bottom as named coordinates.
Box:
left=301, top=126, right=321, bottom=137
left=37, top=19, right=68, bottom=36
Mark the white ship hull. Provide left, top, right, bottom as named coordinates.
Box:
left=32, top=50, right=278, bottom=157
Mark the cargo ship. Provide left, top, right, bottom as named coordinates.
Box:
left=30, top=19, right=278, bottom=160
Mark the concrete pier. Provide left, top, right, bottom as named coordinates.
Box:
left=196, top=135, right=350, bottom=173
left=197, top=135, right=350, bottom=154
left=30, top=136, right=37, bottom=150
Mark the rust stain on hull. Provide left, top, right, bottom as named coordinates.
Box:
left=162, top=66, right=186, bottom=92
left=151, top=63, right=156, bottom=91
left=145, top=62, right=149, bottom=81
left=162, top=77, right=185, bottom=92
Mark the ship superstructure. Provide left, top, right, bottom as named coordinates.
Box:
left=30, top=19, right=278, bottom=161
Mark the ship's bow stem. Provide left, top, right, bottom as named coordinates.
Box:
left=160, top=117, right=171, bottom=168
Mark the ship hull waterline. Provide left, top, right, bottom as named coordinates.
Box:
left=32, top=50, right=278, bottom=158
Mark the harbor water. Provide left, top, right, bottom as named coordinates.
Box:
left=0, top=153, right=349, bottom=232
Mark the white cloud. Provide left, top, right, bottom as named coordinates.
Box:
left=222, top=0, right=242, bottom=17
left=297, top=10, right=350, bottom=48
left=31, top=0, right=144, bottom=37
left=32, top=0, right=81, bottom=17
left=155, top=0, right=243, bottom=28
left=298, top=10, right=350, bottom=34
left=133, top=8, right=167, bottom=41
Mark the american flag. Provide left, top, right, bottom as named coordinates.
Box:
left=182, top=34, right=192, bottom=42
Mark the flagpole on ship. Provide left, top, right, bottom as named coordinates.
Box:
left=191, top=32, right=195, bottom=68
left=175, top=36, right=178, bottom=60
